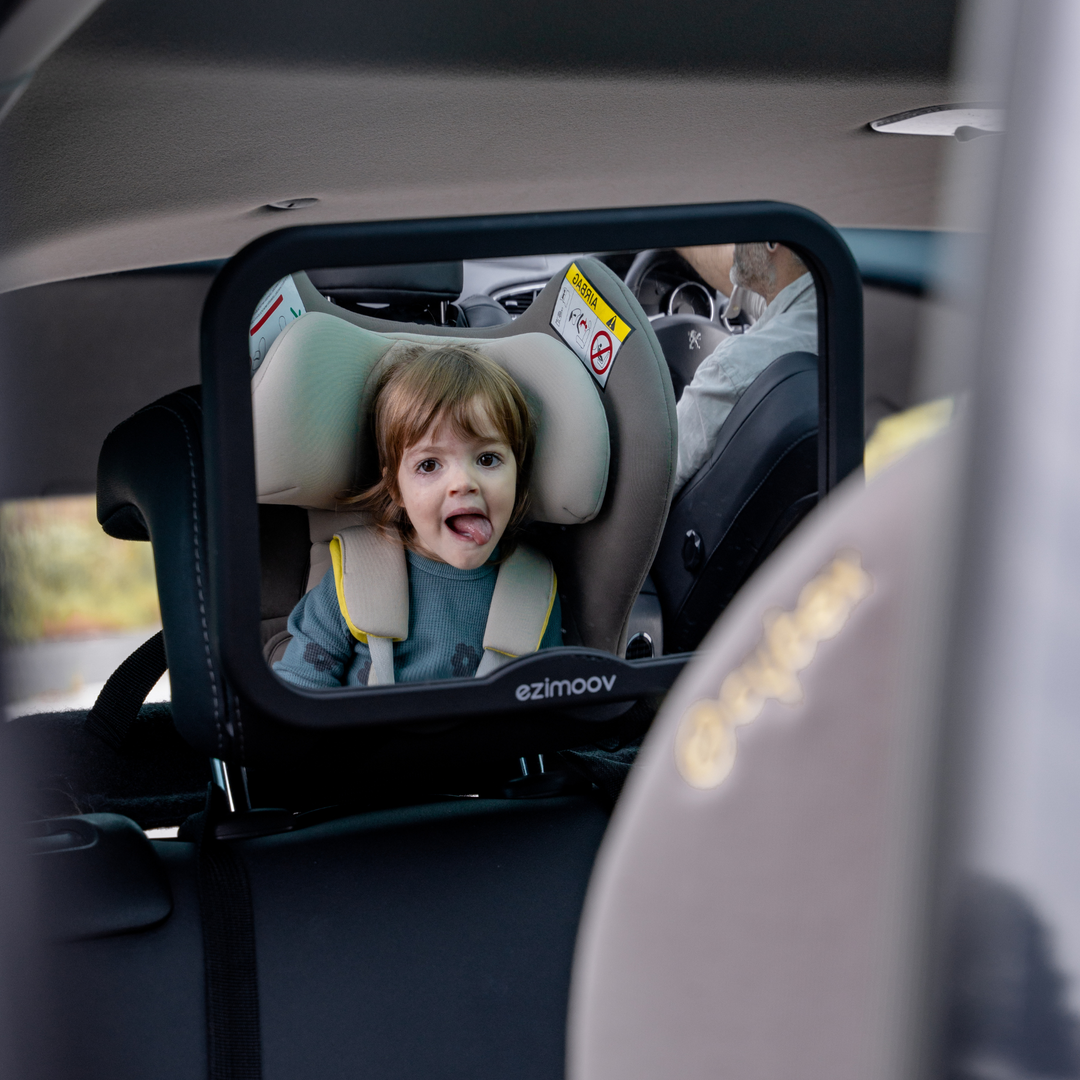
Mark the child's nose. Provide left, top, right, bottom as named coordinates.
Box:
left=447, top=461, right=479, bottom=494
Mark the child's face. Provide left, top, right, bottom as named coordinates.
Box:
left=394, top=406, right=517, bottom=570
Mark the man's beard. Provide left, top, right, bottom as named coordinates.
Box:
left=731, top=243, right=776, bottom=297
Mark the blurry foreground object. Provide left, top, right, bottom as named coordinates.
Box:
left=864, top=397, right=954, bottom=480
left=569, top=421, right=961, bottom=1080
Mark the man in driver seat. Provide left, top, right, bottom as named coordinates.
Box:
left=673, top=242, right=817, bottom=491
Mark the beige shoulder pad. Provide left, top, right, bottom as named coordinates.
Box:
left=329, top=525, right=409, bottom=643
left=483, top=544, right=557, bottom=659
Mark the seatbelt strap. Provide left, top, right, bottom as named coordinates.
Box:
left=85, top=630, right=168, bottom=751
left=197, top=783, right=263, bottom=1080
left=332, top=526, right=556, bottom=681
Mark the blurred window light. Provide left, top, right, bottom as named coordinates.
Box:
left=0, top=495, right=165, bottom=717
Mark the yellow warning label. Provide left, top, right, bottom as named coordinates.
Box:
left=550, top=260, right=635, bottom=388
left=566, top=263, right=632, bottom=342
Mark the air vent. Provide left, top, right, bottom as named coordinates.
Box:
left=492, top=281, right=549, bottom=318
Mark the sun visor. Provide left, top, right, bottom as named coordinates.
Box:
left=252, top=312, right=610, bottom=524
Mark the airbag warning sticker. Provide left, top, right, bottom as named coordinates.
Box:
left=249, top=274, right=306, bottom=374
left=550, top=263, right=633, bottom=388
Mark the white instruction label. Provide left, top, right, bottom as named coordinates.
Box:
left=249, top=275, right=306, bottom=373
left=549, top=263, right=633, bottom=389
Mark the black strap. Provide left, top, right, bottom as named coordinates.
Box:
left=86, top=630, right=168, bottom=751
left=198, top=784, right=263, bottom=1080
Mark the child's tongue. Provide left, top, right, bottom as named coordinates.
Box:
left=447, top=514, right=492, bottom=545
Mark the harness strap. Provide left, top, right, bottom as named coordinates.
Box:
left=330, top=527, right=408, bottom=686
left=331, top=526, right=556, bottom=681
left=478, top=544, right=557, bottom=675
left=367, top=636, right=395, bottom=686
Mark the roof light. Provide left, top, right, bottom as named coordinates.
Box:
left=870, top=104, right=1004, bottom=141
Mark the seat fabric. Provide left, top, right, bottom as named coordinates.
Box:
left=32, top=796, right=608, bottom=1080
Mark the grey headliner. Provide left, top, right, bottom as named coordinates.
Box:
left=0, top=0, right=962, bottom=501
left=0, top=0, right=965, bottom=293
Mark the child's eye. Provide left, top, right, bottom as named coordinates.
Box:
left=477, top=452, right=501, bottom=468
left=416, top=459, right=439, bottom=474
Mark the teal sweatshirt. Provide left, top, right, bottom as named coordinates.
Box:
left=274, top=548, right=562, bottom=687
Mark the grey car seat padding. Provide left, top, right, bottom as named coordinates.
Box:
left=569, top=423, right=960, bottom=1080
left=253, top=311, right=610, bottom=524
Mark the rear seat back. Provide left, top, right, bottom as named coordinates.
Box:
left=30, top=797, right=609, bottom=1080
left=73, top=257, right=676, bottom=1080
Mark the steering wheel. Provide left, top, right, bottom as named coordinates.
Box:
left=624, top=248, right=674, bottom=298
left=625, top=249, right=730, bottom=399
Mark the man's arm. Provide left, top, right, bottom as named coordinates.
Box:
left=674, top=350, right=741, bottom=491
left=675, top=245, right=735, bottom=298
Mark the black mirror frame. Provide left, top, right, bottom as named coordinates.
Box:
left=201, top=201, right=863, bottom=731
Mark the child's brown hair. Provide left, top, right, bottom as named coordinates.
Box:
left=344, top=344, right=535, bottom=551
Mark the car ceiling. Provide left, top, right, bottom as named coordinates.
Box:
left=0, top=0, right=967, bottom=502
left=0, top=0, right=965, bottom=293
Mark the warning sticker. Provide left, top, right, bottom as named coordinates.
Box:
left=249, top=274, right=306, bottom=374
left=549, top=263, right=633, bottom=388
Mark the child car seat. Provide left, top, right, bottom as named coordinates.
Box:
left=568, top=420, right=959, bottom=1080
left=251, top=295, right=613, bottom=680
left=256, top=263, right=674, bottom=657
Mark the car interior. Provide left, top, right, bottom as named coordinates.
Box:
left=0, top=0, right=1010, bottom=1078
left=7, top=204, right=874, bottom=1080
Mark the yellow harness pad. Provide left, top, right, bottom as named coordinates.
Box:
left=482, top=544, right=558, bottom=658
left=329, top=527, right=409, bottom=644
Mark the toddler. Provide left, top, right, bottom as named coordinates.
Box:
left=274, top=344, right=562, bottom=687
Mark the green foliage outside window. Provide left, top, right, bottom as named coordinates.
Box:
left=0, top=496, right=160, bottom=644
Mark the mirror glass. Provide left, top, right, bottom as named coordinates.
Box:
left=250, top=243, right=821, bottom=693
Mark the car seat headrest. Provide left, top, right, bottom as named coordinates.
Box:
left=252, top=295, right=611, bottom=525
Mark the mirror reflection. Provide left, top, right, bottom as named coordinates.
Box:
left=251, top=244, right=820, bottom=690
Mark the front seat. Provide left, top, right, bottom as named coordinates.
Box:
left=651, top=350, right=819, bottom=653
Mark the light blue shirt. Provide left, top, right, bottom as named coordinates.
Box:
left=675, top=273, right=817, bottom=490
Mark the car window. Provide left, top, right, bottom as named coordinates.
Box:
left=1, top=495, right=167, bottom=718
